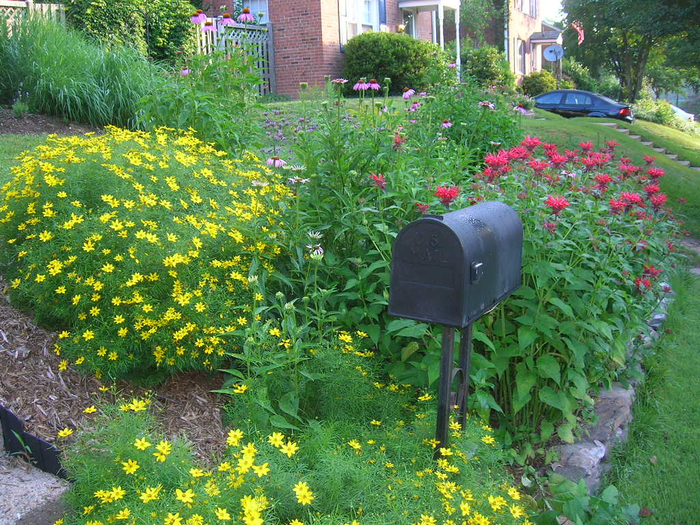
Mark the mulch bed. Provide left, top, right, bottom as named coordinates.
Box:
left=0, top=112, right=229, bottom=465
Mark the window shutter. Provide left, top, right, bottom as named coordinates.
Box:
left=379, top=0, right=386, bottom=24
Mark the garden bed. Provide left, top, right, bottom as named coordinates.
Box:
left=0, top=108, right=99, bottom=136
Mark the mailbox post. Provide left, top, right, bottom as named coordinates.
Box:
left=388, top=201, right=523, bottom=455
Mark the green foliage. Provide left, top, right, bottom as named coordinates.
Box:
left=562, top=57, right=598, bottom=92
left=0, top=17, right=157, bottom=127
left=521, top=70, right=557, bottom=97
left=634, top=98, right=698, bottom=135
left=11, top=100, right=29, bottom=119
left=0, top=127, right=292, bottom=379
left=137, top=50, right=263, bottom=149
left=342, top=32, right=450, bottom=95
left=65, top=0, right=196, bottom=62
left=457, top=0, right=501, bottom=47
left=460, top=44, right=515, bottom=90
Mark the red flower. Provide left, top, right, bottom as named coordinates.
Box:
left=579, top=141, right=594, bottom=151
left=415, top=202, right=430, bottom=214
left=484, top=151, right=510, bottom=170
left=647, top=167, right=665, bottom=179
left=605, top=140, right=620, bottom=150
left=594, top=174, right=613, bottom=190
left=634, top=277, right=652, bottom=292
left=434, top=186, right=460, bottom=207
left=643, top=265, right=663, bottom=279
left=548, top=154, right=568, bottom=168
left=520, top=135, right=542, bottom=151
left=527, top=159, right=549, bottom=174
left=545, top=195, right=570, bottom=215
left=643, top=154, right=656, bottom=165
left=369, top=172, right=386, bottom=190
left=609, top=198, right=626, bottom=214
left=644, top=183, right=660, bottom=196
left=564, top=149, right=580, bottom=161
left=619, top=191, right=643, bottom=206
left=543, top=221, right=558, bottom=234
left=393, top=133, right=406, bottom=149
left=679, top=198, right=687, bottom=204
left=507, top=146, right=530, bottom=161
left=650, top=193, right=667, bottom=210
left=543, top=142, right=558, bottom=151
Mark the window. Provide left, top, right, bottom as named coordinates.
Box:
left=529, top=0, right=537, bottom=18
left=243, top=0, right=268, bottom=24
left=340, top=0, right=379, bottom=45
left=536, top=92, right=562, bottom=104
left=518, top=39, right=527, bottom=74
left=564, top=93, right=592, bottom=105
left=515, top=0, right=524, bottom=11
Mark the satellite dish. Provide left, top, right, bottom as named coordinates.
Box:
left=544, top=45, right=565, bottom=62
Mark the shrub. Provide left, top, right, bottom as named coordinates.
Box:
left=561, top=57, right=598, bottom=92
left=137, top=50, right=263, bottom=149
left=342, top=32, right=449, bottom=95
left=521, top=69, right=557, bottom=96
left=460, top=45, right=516, bottom=90
left=0, top=17, right=157, bottom=127
left=65, top=0, right=196, bottom=62
left=0, top=127, right=292, bottom=379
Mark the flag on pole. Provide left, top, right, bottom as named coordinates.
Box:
left=571, top=20, right=585, bottom=45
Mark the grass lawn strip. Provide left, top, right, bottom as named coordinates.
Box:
left=605, top=272, right=700, bottom=523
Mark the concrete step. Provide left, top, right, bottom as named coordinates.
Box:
left=692, top=167, right=700, bottom=171
left=629, top=135, right=642, bottom=140
left=617, top=128, right=630, bottom=134
left=653, top=147, right=666, bottom=154
left=677, top=160, right=691, bottom=166
left=666, top=154, right=678, bottom=160
left=596, top=122, right=619, bottom=127
left=641, top=141, right=654, bottom=146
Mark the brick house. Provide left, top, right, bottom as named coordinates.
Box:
left=201, top=0, right=462, bottom=97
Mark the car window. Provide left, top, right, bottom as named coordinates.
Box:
left=536, top=92, right=562, bottom=104
left=564, top=93, right=592, bottom=105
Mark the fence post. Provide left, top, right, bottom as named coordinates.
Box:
left=266, top=22, right=276, bottom=95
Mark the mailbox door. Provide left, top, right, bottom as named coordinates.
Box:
left=389, top=219, right=466, bottom=327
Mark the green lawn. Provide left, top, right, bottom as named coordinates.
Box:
left=618, top=119, right=700, bottom=168
left=521, top=110, right=700, bottom=237
left=604, top=272, right=700, bottom=524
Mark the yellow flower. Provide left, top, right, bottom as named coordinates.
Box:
left=507, top=487, right=522, bottom=500
left=121, top=459, right=140, bottom=475
left=175, top=488, right=195, bottom=505
left=481, top=435, right=496, bottom=446
left=439, top=447, right=453, bottom=457
left=114, top=508, right=131, bottom=520
left=370, top=420, right=381, bottom=426
left=227, top=429, right=244, bottom=447
left=82, top=330, right=95, bottom=341
left=110, top=486, right=126, bottom=501
left=268, top=432, right=285, bottom=448
left=268, top=327, right=281, bottom=337
left=189, top=468, right=206, bottom=478
left=139, top=484, right=162, bottom=503
left=233, top=383, right=248, bottom=394
left=293, top=481, right=315, bottom=505
left=418, top=393, right=433, bottom=401
left=280, top=440, right=299, bottom=457
left=58, top=360, right=69, bottom=371
left=164, top=513, right=183, bottom=525
left=509, top=505, right=526, bottom=519
left=289, top=520, right=304, bottom=525
left=252, top=462, right=270, bottom=477
left=82, top=405, right=97, bottom=414
left=153, top=440, right=172, bottom=462
left=214, top=507, right=231, bottom=521
left=57, top=428, right=73, bottom=438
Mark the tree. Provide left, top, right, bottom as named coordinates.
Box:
left=561, top=0, right=699, bottom=102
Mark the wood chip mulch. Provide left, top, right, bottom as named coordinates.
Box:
left=0, top=280, right=228, bottom=465
left=0, top=108, right=99, bottom=136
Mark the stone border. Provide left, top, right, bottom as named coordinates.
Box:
left=549, top=283, right=675, bottom=493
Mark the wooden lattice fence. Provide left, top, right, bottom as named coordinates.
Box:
left=196, top=18, right=276, bottom=96
left=1, top=0, right=64, bottom=35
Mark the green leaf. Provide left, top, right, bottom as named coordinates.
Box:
left=299, top=370, right=326, bottom=381
left=518, top=326, right=538, bottom=352
left=557, top=421, right=575, bottom=444
left=387, top=319, right=415, bottom=333
left=401, top=341, right=420, bottom=362
left=269, top=415, right=300, bottom=430
left=427, top=359, right=441, bottom=387
left=343, top=278, right=359, bottom=291
left=278, top=391, right=300, bottom=420
left=540, top=420, right=555, bottom=441
left=549, top=297, right=574, bottom=318
left=536, top=355, right=561, bottom=385
left=473, top=328, right=495, bottom=351
left=539, top=386, right=565, bottom=412
left=218, top=368, right=245, bottom=380
left=359, top=324, right=380, bottom=345
left=600, top=485, right=619, bottom=505
left=515, top=365, right=537, bottom=398
left=395, top=323, right=428, bottom=338
left=474, top=390, right=504, bottom=413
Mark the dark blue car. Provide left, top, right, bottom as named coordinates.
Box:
left=534, top=89, right=634, bottom=123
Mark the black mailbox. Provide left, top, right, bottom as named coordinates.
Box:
left=389, top=201, right=523, bottom=327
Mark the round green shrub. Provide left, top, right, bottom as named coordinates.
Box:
left=561, top=57, right=598, bottom=92
left=342, top=32, right=448, bottom=94
left=0, top=127, right=292, bottom=379
left=65, top=0, right=196, bottom=62
left=521, top=69, right=557, bottom=96
left=460, top=45, right=515, bottom=89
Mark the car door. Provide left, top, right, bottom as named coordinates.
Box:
left=534, top=92, right=564, bottom=115
left=559, top=92, right=593, bottom=118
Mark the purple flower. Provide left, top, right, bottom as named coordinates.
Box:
left=514, top=106, right=528, bottom=114
left=353, top=78, right=369, bottom=91
left=202, top=21, right=216, bottom=32
left=180, top=68, right=191, bottom=76
left=367, top=79, right=381, bottom=90
left=190, top=10, right=206, bottom=24
left=402, top=88, right=415, bottom=100
left=267, top=156, right=286, bottom=168
left=448, top=62, right=457, bottom=68
left=237, top=8, right=255, bottom=23
left=479, top=101, right=495, bottom=110
left=220, top=13, right=235, bottom=26
left=331, top=78, right=348, bottom=84
left=442, top=120, right=453, bottom=128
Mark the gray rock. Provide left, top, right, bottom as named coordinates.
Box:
left=647, top=312, right=667, bottom=330
left=554, top=440, right=607, bottom=492
left=584, top=385, right=634, bottom=446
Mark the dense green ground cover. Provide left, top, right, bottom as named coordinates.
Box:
left=606, top=273, right=700, bottom=524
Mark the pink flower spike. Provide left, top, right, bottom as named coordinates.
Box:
left=237, top=8, right=255, bottom=23
left=266, top=156, right=286, bottom=168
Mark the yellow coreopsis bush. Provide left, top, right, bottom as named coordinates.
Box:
left=0, top=127, right=292, bottom=378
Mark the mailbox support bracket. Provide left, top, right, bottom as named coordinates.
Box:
left=434, top=323, right=473, bottom=459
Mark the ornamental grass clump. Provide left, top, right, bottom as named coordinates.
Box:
left=0, top=127, right=291, bottom=379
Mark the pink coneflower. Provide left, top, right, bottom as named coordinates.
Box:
left=190, top=10, right=206, bottom=24
left=402, top=87, right=415, bottom=100
left=367, top=79, right=381, bottom=90
left=202, top=21, right=217, bottom=32
left=353, top=78, right=369, bottom=91
left=237, top=7, right=255, bottom=23
left=180, top=68, right=191, bottom=76
left=369, top=172, right=386, bottom=190
left=220, top=13, right=235, bottom=26
left=416, top=202, right=430, bottom=214
left=266, top=156, right=286, bottom=168
left=434, top=186, right=460, bottom=207
left=478, top=101, right=495, bottom=110
left=448, top=62, right=457, bottom=68
left=331, top=78, right=348, bottom=84
left=545, top=195, right=570, bottom=215
left=442, top=120, right=453, bottom=128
